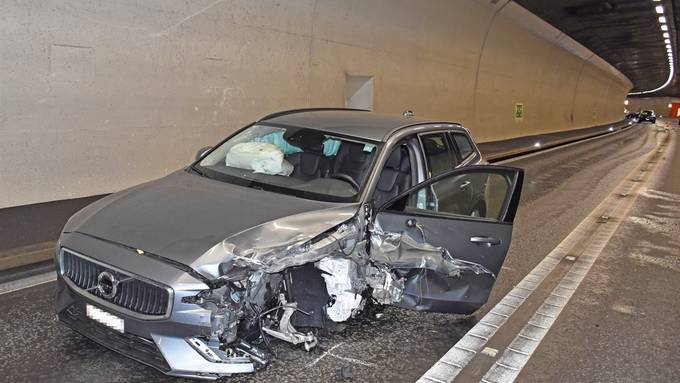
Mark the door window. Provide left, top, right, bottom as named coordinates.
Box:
left=386, top=170, right=514, bottom=222
left=420, top=133, right=456, bottom=177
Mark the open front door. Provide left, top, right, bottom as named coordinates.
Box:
left=371, top=165, right=523, bottom=314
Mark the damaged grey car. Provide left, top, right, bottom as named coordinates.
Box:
left=55, top=108, right=523, bottom=379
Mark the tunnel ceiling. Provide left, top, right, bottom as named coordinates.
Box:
left=515, top=0, right=679, bottom=98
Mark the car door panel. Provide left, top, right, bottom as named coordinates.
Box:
left=396, top=268, right=495, bottom=314
left=371, top=165, right=523, bottom=314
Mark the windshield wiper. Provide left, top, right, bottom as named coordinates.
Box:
left=189, top=165, right=208, bottom=178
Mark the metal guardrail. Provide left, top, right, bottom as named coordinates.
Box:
left=479, top=119, right=635, bottom=162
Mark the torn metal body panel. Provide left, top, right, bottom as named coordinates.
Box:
left=369, top=226, right=495, bottom=278
left=54, top=110, right=520, bottom=380
left=200, top=206, right=362, bottom=277
left=368, top=225, right=496, bottom=314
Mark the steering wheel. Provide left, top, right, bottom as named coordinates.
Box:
left=330, top=173, right=360, bottom=190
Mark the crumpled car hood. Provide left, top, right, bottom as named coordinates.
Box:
left=64, top=170, right=359, bottom=274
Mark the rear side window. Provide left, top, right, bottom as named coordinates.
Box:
left=452, top=133, right=475, bottom=159
left=420, top=133, right=456, bottom=177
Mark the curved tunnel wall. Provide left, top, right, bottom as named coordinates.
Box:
left=0, top=0, right=632, bottom=209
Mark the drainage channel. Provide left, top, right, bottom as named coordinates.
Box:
left=418, top=126, right=670, bottom=383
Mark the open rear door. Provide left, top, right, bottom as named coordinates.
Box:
left=371, top=165, right=523, bottom=314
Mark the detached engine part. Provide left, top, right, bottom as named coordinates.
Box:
left=261, top=294, right=318, bottom=351
left=210, top=306, right=239, bottom=344
left=316, top=257, right=365, bottom=322
left=365, top=265, right=404, bottom=305
left=185, top=337, right=267, bottom=369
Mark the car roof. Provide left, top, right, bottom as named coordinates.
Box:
left=259, top=109, right=457, bottom=142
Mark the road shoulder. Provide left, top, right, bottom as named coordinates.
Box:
left=516, top=125, right=680, bottom=382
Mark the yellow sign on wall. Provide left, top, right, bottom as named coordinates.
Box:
left=514, top=103, right=524, bottom=119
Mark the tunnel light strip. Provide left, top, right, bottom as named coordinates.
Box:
left=628, top=2, right=674, bottom=95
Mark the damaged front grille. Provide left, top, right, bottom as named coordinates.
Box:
left=60, top=303, right=171, bottom=373
left=60, top=248, right=172, bottom=318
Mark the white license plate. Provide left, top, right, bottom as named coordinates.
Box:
left=86, top=304, right=124, bottom=333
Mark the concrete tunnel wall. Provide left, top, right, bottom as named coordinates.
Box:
left=0, top=0, right=632, bottom=209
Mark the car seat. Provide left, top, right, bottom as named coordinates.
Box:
left=373, top=146, right=412, bottom=207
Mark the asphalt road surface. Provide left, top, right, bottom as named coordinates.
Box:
left=0, top=122, right=668, bottom=383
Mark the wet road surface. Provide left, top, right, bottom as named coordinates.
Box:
left=0, top=123, right=665, bottom=382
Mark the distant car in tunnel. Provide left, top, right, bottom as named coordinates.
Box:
left=626, top=112, right=640, bottom=122
left=639, top=110, right=656, bottom=123
left=54, top=108, right=523, bottom=379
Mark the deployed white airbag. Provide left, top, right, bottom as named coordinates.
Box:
left=226, top=142, right=293, bottom=176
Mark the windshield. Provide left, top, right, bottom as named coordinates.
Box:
left=194, top=124, right=380, bottom=202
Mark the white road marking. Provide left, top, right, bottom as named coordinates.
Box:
left=307, top=343, right=343, bottom=367
left=0, top=271, right=56, bottom=296
left=415, top=223, right=574, bottom=382
left=328, top=353, right=376, bottom=367
left=482, top=177, right=644, bottom=382
left=418, top=127, right=668, bottom=383
left=485, top=137, right=669, bottom=382
left=306, top=342, right=376, bottom=368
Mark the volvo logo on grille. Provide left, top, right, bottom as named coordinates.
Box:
left=97, top=271, right=119, bottom=299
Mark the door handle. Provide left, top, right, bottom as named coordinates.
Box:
left=470, top=236, right=501, bottom=247
left=460, top=181, right=471, bottom=189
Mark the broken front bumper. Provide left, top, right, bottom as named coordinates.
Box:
left=55, top=275, right=256, bottom=380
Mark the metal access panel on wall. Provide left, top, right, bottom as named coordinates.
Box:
left=346, top=74, right=374, bottom=111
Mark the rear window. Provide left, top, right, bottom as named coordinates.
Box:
left=452, top=133, right=474, bottom=159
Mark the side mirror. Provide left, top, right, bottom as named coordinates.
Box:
left=195, top=146, right=213, bottom=161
